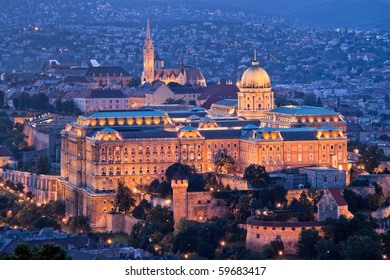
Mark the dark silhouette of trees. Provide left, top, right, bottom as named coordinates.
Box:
left=214, top=154, right=237, bottom=175
left=35, top=154, right=50, bottom=174
left=114, top=181, right=136, bottom=214
left=243, top=164, right=270, bottom=188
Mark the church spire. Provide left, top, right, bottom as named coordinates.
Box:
left=142, top=19, right=155, bottom=83
left=146, top=19, right=151, bottom=40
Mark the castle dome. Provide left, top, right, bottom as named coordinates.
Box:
left=240, top=52, right=271, bottom=89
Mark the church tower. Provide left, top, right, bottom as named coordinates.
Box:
left=171, top=167, right=188, bottom=230
left=141, top=20, right=155, bottom=83
left=237, top=50, right=275, bottom=119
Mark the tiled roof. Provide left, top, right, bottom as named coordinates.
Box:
left=279, top=128, right=318, bottom=141
left=328, top=188, right=348, bottom=206
left=89, top=90, right=127, bottom=99
left=199, top=84, right=238, bottom=109
left=270, top=105, right=339, bottom=115
left=86, top=66, right=130, bottom=77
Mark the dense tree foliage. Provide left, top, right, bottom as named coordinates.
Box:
left=0, top=112, right=30, bottom=158
left=132, top=199, right=152, bottom=220
left=130, top=205, right=174, bottom=254
left=66, top=215, right=91, bottom=233
left=114, top=181, right=136, bottom=214
left=34, top=154, right=51, bottom=174
left=172, top=218, right=245, bottom=259
left=297, top=228, right=321, bottom=259
left=243, top=164, right=270, bottom=188
left=214, top=155, right=237, bottom=175
left=0, top=243, right=71, bottom=260
left=296, top=213, right=385, bottom=260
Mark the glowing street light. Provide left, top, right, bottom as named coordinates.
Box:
left=107, top=239, right=113, bottom=245
left=278, top=251, right=283, bottom=256
left=383, top=254, right=388, bottom=260
left=184, top=254, right=188, bottom=259
left=220, top=241, right=226, bottom=247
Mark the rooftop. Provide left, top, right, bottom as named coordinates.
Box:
left=269, top=105, right=339, bottom=116
left=84, top=109, right=167, bottom=119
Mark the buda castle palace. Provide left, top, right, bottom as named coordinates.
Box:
left=51, top=21, right=349, bottom=231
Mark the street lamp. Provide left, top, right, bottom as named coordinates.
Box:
left=184, top=254, right=188, bottom=259
left=220, top=240, right=226, bottom=247
left=107, top=239, right=113, bottom=245
left=278, top=250, right=283, bottom=256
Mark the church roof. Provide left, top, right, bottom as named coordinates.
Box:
left=86, top=66, right=130, bottom=77
left=183, top=67, right=205, bottom=81
left=269, top=105, right=338, bottom=116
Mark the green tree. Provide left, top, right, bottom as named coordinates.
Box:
left=145, top=205, right=173, bottom=234
left=13, top=244, right=34, bottom=260
left=35, top=244, right=71, bottom=260
left=132, top=199, right=152, bottom=220
left=214, top=155, right=237, bottom=175
left=243, top=164, right=270, bottom=188
left=114, top=181, right=136, bottom=214
left=298, top=191, right=315, bottom=222
left=297, top=228, right=321, bottom=259
left=11, top=243, right=71, bottom=260
left=163, top=98, right=185, bottom=104
left=66, top=215, right=91, bottom=233
left=341, top=235, right=382, bottom=260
